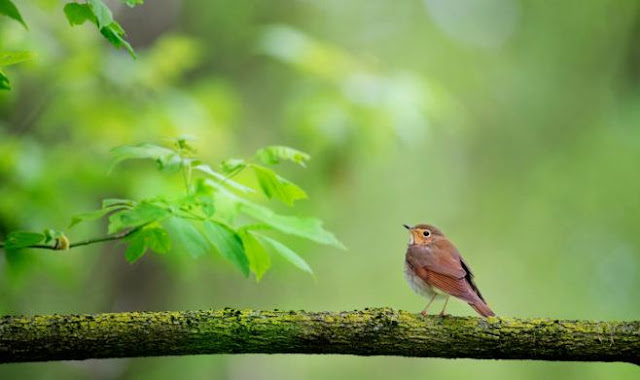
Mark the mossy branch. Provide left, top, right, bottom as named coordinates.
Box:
left=0, top=308, right=638, bottom=364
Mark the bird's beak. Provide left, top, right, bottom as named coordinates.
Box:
left=403, top=224, right=411, bottom=230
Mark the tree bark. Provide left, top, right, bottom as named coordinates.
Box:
left=0, top=308, right=638, bottom=364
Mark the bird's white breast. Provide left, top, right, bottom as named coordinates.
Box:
left=404, top=261, right=434, bottom=298
left=404, top=261, right=439, bottom=299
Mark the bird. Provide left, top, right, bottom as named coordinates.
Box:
left=403, top=223, right=495, bottom=318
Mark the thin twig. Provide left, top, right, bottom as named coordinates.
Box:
left=0, top=227, right=142, bottom=251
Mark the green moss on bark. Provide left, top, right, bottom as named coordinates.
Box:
left=0, top=308, right=638, bottom=364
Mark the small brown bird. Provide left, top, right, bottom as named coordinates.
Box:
left=404, top=224, right=495, bottom=317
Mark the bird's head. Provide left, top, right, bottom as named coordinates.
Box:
left=403, top=223, right=444, bottom=245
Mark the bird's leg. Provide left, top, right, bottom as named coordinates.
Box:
left=439, top=296, right=450, bottom=317
left=421, top=293, right=438, bottom=316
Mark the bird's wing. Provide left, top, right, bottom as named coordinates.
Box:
left=460, top=256, right=486, bottom=303
left=406, top=239, right=466, bottom=278
left=406, top=239, right=483, bottom=303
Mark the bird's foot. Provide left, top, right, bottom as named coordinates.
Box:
left=420, top=310, right=429, bottom=317
left=439, top=312, right=450, bottom=317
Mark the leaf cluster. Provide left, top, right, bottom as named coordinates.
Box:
left=1, top=0, right=142, bottom=89
left=2, top=139, right=343, bottom=281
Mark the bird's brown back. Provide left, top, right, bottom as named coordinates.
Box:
left=406, top=237, right=485, bottom=306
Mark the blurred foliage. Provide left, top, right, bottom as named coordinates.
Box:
left=1, top=0, right=140, bottom=88
left=2, top=0, right=640, bottom=379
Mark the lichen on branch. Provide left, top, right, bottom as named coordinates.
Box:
left=0, top=308, right=638, bottom=364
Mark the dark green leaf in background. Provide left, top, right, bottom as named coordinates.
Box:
left=0, top=0, right=27, bottom=28
left=63, top=3, right=96, bottom=26
left=0, top=69, right=9, bottom=90
left=100, top=22, right=136, bottom=59
left=87, top=0, right=113, bottom=28
left=63, top=1, right=136, bottom=58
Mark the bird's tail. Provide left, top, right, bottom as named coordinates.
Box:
left=469, top=301, right=495, bottom=317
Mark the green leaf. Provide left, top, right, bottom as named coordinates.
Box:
left=0, top=52, right=34, bottom=91
left=195, top=164, right=254, bottom=193
left=220, top=158, right=247, bottom=174
left=256, top=234, right=312, bottom=275
left=240, top=201, right=345, bottom=249
left=43, top=229, right=64, bottom=244
left=252, top=164, right=307, bottom=205
left=124, top=232, right=147, bottom=263
left=63, top=3, right=96, bottom=26
left=239, top=230, right=271, bottom=281
left=109, top=143, right=181, bottom=173
left=122, top=0, right=144, bottom=7
left=0, top=0, right=27, bottom=29
left=70, top=209, right=109, bottom=227
left=210, top=184, right=241, bottom=223
left=64, top=2, right=136, bottom=58
left=163, top=217, right=209, bottom=258
left=0, top=51, right=34, bottom=67
left=108, top=202, right=169, bottom=234
left=102, top=198, right=135, bottom=209
left=202, top=221, right=249, bottom=277
left=194, top=178, right=216, bottom=218
left=198, top=195, right=215, bottom=217
left=144, top=227, right=171, bottom=254
left=0, top=70, right=9, bottom=90
left=100, top=22, right=136, bottom=59
left=70, top=208, right=110, bottom=228
left=4, top=231, right=45, bottom=250
left=70, top=199, right=134, bottom=228
left=87, top=0, right=113, bottom=28
left=256, top=146, right=310, bottom=167
left=123, top=226, right=170, bottom=262
left=174, top=136, right=197, bottom=155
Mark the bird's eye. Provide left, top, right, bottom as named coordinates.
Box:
left=423, top=230, right=430, bottom=237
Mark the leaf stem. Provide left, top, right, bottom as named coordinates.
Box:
left=0, top=227, right=143, bottom=251
left=182, top=163, right=191, bottom=196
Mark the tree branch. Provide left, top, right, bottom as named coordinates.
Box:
left=0, top=227, right=141, bottom=251
left=68, top=228, right=140, bottom=249
left=0, top=308, right=638, bottom=364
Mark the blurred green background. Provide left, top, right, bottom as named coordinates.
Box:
left=2, top=0, right=640, bottom=378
